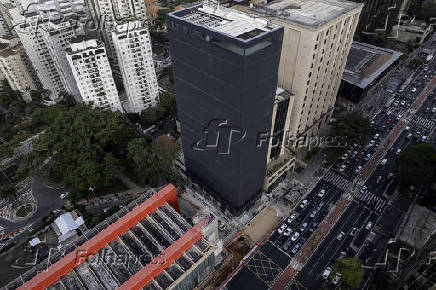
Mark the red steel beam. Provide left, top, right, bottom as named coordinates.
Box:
left=19, top=184, right=179, bottom=290
left=118, top=217, right=209, bottom=290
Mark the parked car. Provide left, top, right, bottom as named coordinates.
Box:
left=332, top=272, right=342, bottom=285
left=350, top=227, right=358, bottom=236
left=322, top=267, right=332, bottom=279
left=283, top=239, right=292, bottom=251
left=278, top=224, right=287, bottom=234
left=337, top=231, right=345, bottom=240
left=366, top=221, right=373, bottom=230
left=287, top=213, right=297, bottom=224
left=60, top=192, right=69, bottom=199
left=299, top=222, right=308, bottom=232
left=300, top=199, right=309, bottom=208
left=291, top=231, right=300, bottom=242
left=318, top=189, right=326, bottom=198
left=310, top=210, right=318, bottom=218
left=380, top=159, right=387, bottom=166
left=376, top=176, right=382, bottom=184
left=396, top=148, right=401, bottom=155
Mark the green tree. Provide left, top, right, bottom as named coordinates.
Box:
left=394, top=142, right=436, bottom=192
left=0, top=184, right=17, bottom=200
left=127, top=138, right=161, bottom=185
left=332, top=257, right=364, bottom=288
left=23, top=104, right=134, bottom=196
left=409, top=57, right=425, bottom=69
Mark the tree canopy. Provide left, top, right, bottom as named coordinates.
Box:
left=394, top=142, right=436, bottom=192
left=332, top=257, right=364, bottom=288
left=19, top=104, right=135, bottom=198
left=0, top=184, right=17, bottom=200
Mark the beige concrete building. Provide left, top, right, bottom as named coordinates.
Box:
left=0, top=37, right=36, bottom=101
left=243, top=0, right=363, bottom=153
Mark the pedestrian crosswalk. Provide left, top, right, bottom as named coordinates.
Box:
left=322, top=171, right=350, bottom=190
left=356, top=190, right=388, bottom=213
left=411, top=115, right=435, bottom=131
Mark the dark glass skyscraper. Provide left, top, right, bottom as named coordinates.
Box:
left=167, top=3, right=283, bottom=209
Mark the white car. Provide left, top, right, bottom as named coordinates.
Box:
left=322, top=267, right=332, bottom=279
left=355, top=166, right=362, bottom=173
left=291, top=231, right=300, bottom=241
left=360, top=186, right=367, bottom=193
left=366, top=221, right=373, bottom=230
left=432, top=107, right=436, bottom=113
left=396, top=148, right=401, bottom=155
left=405, top=126, right=410, bottom=131
left=284, top=227, right=292, bottom=236
left=412, top=87, right=417, bottom=93
left=421, top=136, right=428, bottom=142
left=337, top=231, right=345, bottom=240
left=310, top=210, right=318, bottom=218
left=299, top=222, right=308, bottom=232
left=341, top=153, right=348, bottom=160
left=374, top=133, right=380, bottom=140
left=339, top=165, right=346, bottom=172
left=380, top=159, right=387, bottom=166
left=300, top=199, right=309, bottom=208
left=332, top=272, right=342, bottom=285
left=60, top=192, right=69, bottom=199
left=278, top=224, right=287, bottom=234
left=318, top=189, right=326, bottom=198
left=400, top=101, right=405, bottom=106
left=287, top=213, right=297, bottom=223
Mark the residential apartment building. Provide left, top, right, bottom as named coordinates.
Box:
left=112, top=20, right=158, bottom=113
left=41, top=19, right=83, bottom=99
left=246, top=0, right=362, bottom=155
left=66, top=36, right=122, bottom=111
left=10, top=8, right=65, bottom=100
left=167, top=3, right=284, bottom=210
left=0, top=37, right=36, bottom=100
left=85, top=0, right=147, bottom=64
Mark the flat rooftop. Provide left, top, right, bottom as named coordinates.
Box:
left=252, top=0, right=362, bottom=29
left=342, top=41, right=403, bottom=89
left=173, top=2, right=280, bottom=40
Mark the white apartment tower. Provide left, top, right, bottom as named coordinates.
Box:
left=10, top=9, right=65, bottom=100
left=112, top=20, right=158, bottom=113
left=0, top=38, right=36, bottom=101
left=41, top=20, right=82, bottom=99
left=66, top=36, right=122, bottom=111
left=247, top=0, right=362, bottom=145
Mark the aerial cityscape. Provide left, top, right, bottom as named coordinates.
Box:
left=0, top=0, right=435, bottom=289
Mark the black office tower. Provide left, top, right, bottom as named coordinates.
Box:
left=167, top=3, right=283, bottom=209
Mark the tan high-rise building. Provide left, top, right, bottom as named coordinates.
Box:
left=243, top=0, right=363, bottom=151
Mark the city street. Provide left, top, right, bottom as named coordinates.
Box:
left=226, top=40, right=436, bottom=290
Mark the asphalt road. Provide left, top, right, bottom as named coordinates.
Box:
left=0, top=177, right=66, bottom=243
left=226, top=36, right=436, bottom=290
